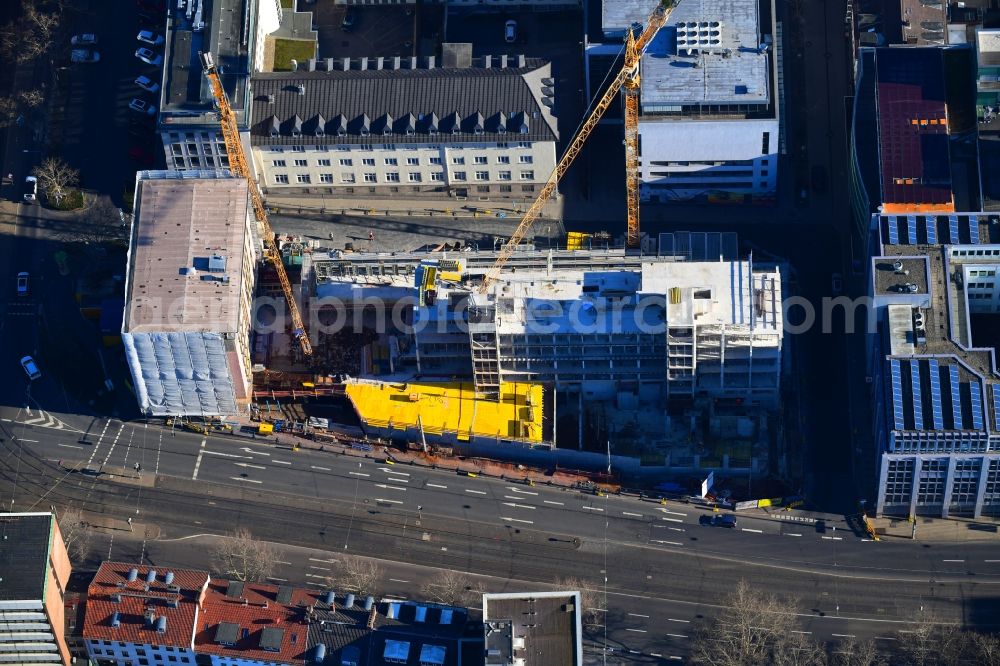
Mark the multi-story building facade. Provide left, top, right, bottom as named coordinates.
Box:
left=122, top=171, right=258, bottom=416
left=248, top=55, right=558, bottom=202
left=0, top=512, right=72, bottom=666
left=866, top=211, right=1000, bottom=518
left=82, top=562, right=475, bottom=666
left=590, top=0, right=779, bottom=202
left=155, top=0, right=281, bottom=170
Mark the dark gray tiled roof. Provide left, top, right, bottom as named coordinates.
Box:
left=249, top=63, right=557, bottom=146
left=0, top=513, right=52, bottom=600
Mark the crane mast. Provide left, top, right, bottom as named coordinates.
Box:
left=476, top=0, right=675, bottom=295
left=199, top=52, right=313, bottom=356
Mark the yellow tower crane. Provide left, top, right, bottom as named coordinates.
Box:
left=477, top=0, right=677, bottom=295
left=199, top=51, right=313, bottom=356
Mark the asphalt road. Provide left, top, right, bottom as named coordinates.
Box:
left=3, top=411, right=1000, bottom=663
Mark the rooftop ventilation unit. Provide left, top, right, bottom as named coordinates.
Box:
left=146, top=569, right=157, bottom=584
left=344, top=593, right=355, bottom=608
left=127, top=568, right=139, bottom=582
left=164, top=571, right=174, bottom=585
left=111, top=612, right=121, bottom=628
left=893, top=260, right=904, bottom=272
left=156, top=616, right=167, bottom=634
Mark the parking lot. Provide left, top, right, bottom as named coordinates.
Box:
left=310, top=2, right=443, bottom=59
left=49, top=0, right=166, bottom=204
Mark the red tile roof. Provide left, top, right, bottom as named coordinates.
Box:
left=81, top=562, right=208, bottom=649
left=194, top=579, right=322, bottom=665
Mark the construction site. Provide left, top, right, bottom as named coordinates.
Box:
left=124, top=4, right=787, bottom=480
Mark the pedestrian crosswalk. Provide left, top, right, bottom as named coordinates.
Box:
left=9, top=409, right=83, bottom=433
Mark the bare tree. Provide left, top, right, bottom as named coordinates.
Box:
left=212, top=528, right=276, bottom=582
left=689, top=580, right=822, bottom=666
left=33, top=157, right=78, bottom=206
left=57, top=507, right=92, bottom=564
left=328, top=555, right=382, bottom=596
left=970, top=632, right=1000, bottom=666
left=420, top=570, right=486, bottom=608
left=555, top=577, right=601, bottom=626
left=18, top=87, right=45, bottom=109
left=0, top=95, right=17, bottom=127
left=64, top=196, right=128, bottom=245
left=830, top=637, right=885, bottom=666
left=0, top=1, right=61, bottom=64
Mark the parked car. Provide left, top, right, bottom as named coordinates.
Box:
left=71, top=33, right=98, bottom=46
left=137, top=30, right=164, bottom=46
left=831, top=272, right=843, bottom=295
left=135, top=47, right=162, bottom=66
left=22, top=176, right=37, bottom=202
left=70, top=49, right=100, bottom=63
left=16, top=272, right=29, bottom=296
left=505, top=19, right=517, bottom=43
left=135, top=75, right=160, bottom=93
left=341, top=8, right=357, bottom=30
left=702, top=514, right=738, bottom=529
left=20, top=355, right=41, bottom=381
left=129, top=98, right=157, bottom=115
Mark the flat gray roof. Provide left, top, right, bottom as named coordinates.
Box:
left=124, top=171, right=250, bottom=333
left=635, top=0, right=770, bottom=108
left=484, top=593, right=580, bottom=666
left=0, top=513, right=52, bottom=601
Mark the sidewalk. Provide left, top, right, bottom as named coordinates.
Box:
left=868, top=514, right=1000, bottom=542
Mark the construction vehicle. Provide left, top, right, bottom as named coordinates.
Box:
left=199, top=51, right=313, bottom=356
left=478, top=0, right=677, bottom=294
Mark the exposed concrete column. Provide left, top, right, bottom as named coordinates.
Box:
left=908, top=456, right=922, bottom=518
left=974, top=455, right=992, bottom=519
left=940, top=456, right=956, bottom=519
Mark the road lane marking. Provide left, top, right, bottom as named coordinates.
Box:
left=427, top=483, right=447, bottom=489
left=389, top=578, right=410, bottom=583
left=86, top=419, right=112, bottom=467
left=18, top=438, right=38, bottom=442
left=667, top=618, right=690, bottom=623
left=500, top=516, right=533, bottom=524
left=985, top=560, right=1000, bottom=563
left=310, top=465, right=331, bottom=471
left=274, top=561, right=292, bottom=565
left=650, top=654, right=662, bottom=658
left=625, top=629, right=647, bottom=633
left=241, top=447, right=271, bottom=456
left=375, top=498, right=404, bottom=504
left=831, top=634, right=856, bottom=638
left=272, top=459, right=292, bottom=465
left=659, top=509, right=687, bottom=517
left=791, top=630, right=812, bottom=635
left=267, top=577, right=288, bottom=582
left=741, top=528, right=763, bottom=534
left=465, top=489, right=487, bottom=495
left=583, top=506, right=604, bottom=512
left=651, top=540, right=683, bottom=546
left=375, top=484, right=406, bottom=491
left=502, top=502, right=536, bottom=510
left=543, top=500, right=564, bottom=505
left=234, top=463, right=266, bottom=470
left=874, top=637, right=897, bottom=641
left=309, top=558, right=337, bottom=563
left=203, top=450, right=251, bottom=458
left=507, top=487, right=538, bottom=495
left=785, top=533, right=803, bottom=537
left=821, top=536, right=843, bottom=541
left=628, top=613, right=649, bottom=618
left=622, top=511, right=644, bottom=517
left=942, top=559, right=964, bottom=562
left=192, top=441, right=206, bottom=480
left=305, top=573, right=327, bottom=579
left=350, top=471, right=371, bottom=477
left=667, top=527, right=685, bottom=532
left=308, top=565, right=331, bottom=571
left=660, top=517, right=683, bottom=523
left=381, top=468, right=410, bottom=476
left=666, top=633, right=688, bottom=639
left=230, top=477, right=263, bottom=484
left=58, top=443, right=83, bottom=449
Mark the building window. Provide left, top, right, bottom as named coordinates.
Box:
left=477, top=185, right=490, bottom=192
left=474, top=156, right=488, bottom=165
left=475, top=170, right=489, bottom=181
left=498, top=171, right=512, bottom=181
left=522, top=184, right=535, bottom=192
left=430, top=172, right=444, bottom=181
left=294, top=159, right=308, bottom=167
left=761, top=132, right=770, bottom=154
left=386, top=172, right=400, bottom=182
left=497, top=155, right=510, bottom=164
left=497, top=142, right=509, bottom=148
left=270, top=146, right=284, bottom=153
left=272, top=160, right=286, bottom=167
left=383, top=143, right=396, bottom=150
left=342, top=174, right=355, bottom=183
left=499, top=184, right=512, bottom=192
left=429, top=157, right=442, bottom=165
left=518, top=155, right=533, bottom=164
left=292, top=146, right=306, bottom=153
left=454, top=171, right=467, bottom=181
left=520, top=170, right=534, bottom=180
left=297, top=174, right=311, bottom=184
left=362, top=158, right=376, bottom=166
left=409, top=172, right=422, bottom=182
left=384, top=158, right=398, bottom=166
left=452, top=157, right=465, bottom=165
left=274, top=174, right=289, bottom=184
left=407, top=157, right=420, bottom=166
left=364, top=173, right=377, bottom=182
left=340, top=159, right=353, bottom=166
left=320, top=173, right=334, bottom=183
left=518, top=141, right=531, bottom=148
